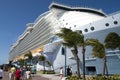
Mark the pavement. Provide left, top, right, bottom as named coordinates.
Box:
left=2, top=71, right=48, bottom=80
left=39, top=74, right=67, bottom=80
left=2, top=71, right=66, bottom=80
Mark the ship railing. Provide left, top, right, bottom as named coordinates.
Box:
left=106, top=50, right=120, bottom=57
left=108, top=10, right=120, bottom=16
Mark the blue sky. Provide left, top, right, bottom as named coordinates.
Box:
left=0, top=0, right=120, bottom=65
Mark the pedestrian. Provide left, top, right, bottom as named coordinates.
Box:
left=59, top=67, right=63, bottom=80
left=14, top=67, right=21, bottom=80
left=67, top=66, right=70, bottom=76
left=0, top=67, right=3, bottom=79
left=70, top=66, right=72, bottom=76
left=31, top=66, right=36, bottom=77
left=8, top=66, right=12, bottom=80
left=25, top=68, right=31, bottom=80
left=10, top=65, right=16, bottom=80
left=21, top=67, right=26, bottom=80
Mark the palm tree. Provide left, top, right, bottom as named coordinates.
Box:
left=39, top=55, right=46, bottom=74
left=86, top=39, right=108, bottom=75
left=56, top=28, right=84, bottom=78
left=56, top=28, right=120, bottom=78
left=86, top=32, right=120, bottom=76
left=18, top=59, right=27, bottom=67
left=76, top=30, right=86, bottom=79
left=46, top=60, right=52, bottom=67
left=24, top=51, right=33, bottom=66
left=104, top=32, right=120, bottom=50
left=104, top=32, right=120, bottom=75
left=39, top=54, right=53, bottom=74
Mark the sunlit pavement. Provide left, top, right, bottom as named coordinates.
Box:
left=39, top=74, right=67, bottom=80
left=2, top=71, right=66, bottom=80
left=2, top=71, right=9, bottom=80
left=2, top=71, right=49, bottom=80
left=31, top=74, right=49, bottom=80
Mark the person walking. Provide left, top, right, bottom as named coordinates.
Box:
left=67, top=66, right=70, bottom=76
left=11, top=65, right=16, bottom=80
left=8, top=66, right=12, bottom=80
left=59, top=67, right=63, bottom=80
left=15, top=67, right=21, bottom=80
left=21, top=67, right=26, bottom=80
left=70, top=66, right=72, bottom=76
left=0, top=67, right=3, bottom=79
left=31, top=66, right=36, bottom=77
left=25, top=68, right=31, bottom=80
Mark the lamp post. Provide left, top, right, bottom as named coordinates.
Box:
left=64, top=46, right=66, bottom=77
left=62, top=46, right=66, bottom=77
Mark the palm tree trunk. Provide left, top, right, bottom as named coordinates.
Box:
left=82, top=46, right=86, bottom=80
left=105, top=62, right=108, bottom=76
left=72, top=47, right=81, bottom=78
left=103, top=57, right=105, bottom=75
left=103, top=56, right=108, bottom=75
left=76, top=55, right=81, bottom=78
left=52, top=65, right=54, bottom=71
left=105, top=56, right=108, bottom=76
left=43, top=61, right=45, bottom=74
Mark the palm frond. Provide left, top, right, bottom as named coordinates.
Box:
left=85, top=39, right=99, bottom=46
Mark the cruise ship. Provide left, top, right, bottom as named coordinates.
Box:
left=9, top=3, right=120, bottom=75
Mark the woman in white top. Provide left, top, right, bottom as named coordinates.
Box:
left=25, top=68, right=31, bottom=80
left=59, top=67, right=63, bottom=80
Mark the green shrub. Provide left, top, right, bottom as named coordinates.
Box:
left=66, top=75, right=120, bottom=80
left=85, top=75, right=120, bottom=80
left=45, top=70, right=55, bottom=74
left=67, top=75, right=80, bottom=80
left=39, top=70, right=55, bottom=74
left=67, top=75, right=82, bottom=80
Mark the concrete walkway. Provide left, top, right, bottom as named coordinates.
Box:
left=38, top=74, right=67, bottom=80
left=2, top=71, right=49, bottom=80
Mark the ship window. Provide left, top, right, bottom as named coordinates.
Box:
left=105, top=23, right=109, bottom=27
left=66, top=23, right=68, bottom=25
left=114, top=21, right=118, bottom=25
left=84, top=28, right=88, bottom=32
left=63, top=19, right=65, bottom=21
left=90, top=27, right=94, bottom=31
left=74, top=25, right=76, bottom=27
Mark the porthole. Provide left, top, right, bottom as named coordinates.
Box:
left=105, top=23, right=109, bottom=27
left=74, top=25, right=76, bottom=27
left=84, top=28, right=88, bottom=32
left=114, top=21, right=118, bottom=25
left=90, top=27, right=94, bottom=31
left=63, top=19, right=64, bottom=21
left=66, top=23, right=68, bottom=25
